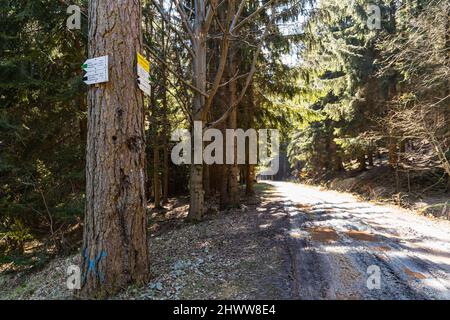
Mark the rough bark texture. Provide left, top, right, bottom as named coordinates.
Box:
left=81, top=0, right=149, bottom=297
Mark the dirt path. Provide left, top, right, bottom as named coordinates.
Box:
left=264, top=181, right=450, bottom=300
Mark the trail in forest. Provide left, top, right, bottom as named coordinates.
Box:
left=264, top=181, right=450, bottom=300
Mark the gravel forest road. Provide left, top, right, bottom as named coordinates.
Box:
left=264, top=181, right=450, bottom=300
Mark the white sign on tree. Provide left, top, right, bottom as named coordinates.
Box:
left=82, top=55, right=109, bottom=85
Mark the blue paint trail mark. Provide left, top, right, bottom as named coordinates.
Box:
left=82, top=248, right=107, bottom=284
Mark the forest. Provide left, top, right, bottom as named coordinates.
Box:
left=0, top=0, right=449, bottom=300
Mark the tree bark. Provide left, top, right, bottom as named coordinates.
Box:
left=153, top=145, right=161, bottom=208
left=162, top=135, right=169, bottom=204
left=244, top=83, right=255, bottom=195
left=246, top=163, right=255, bottom=196
left=82, top=0, right=149, bottom=296
left=187, top=4, right=207, bottom=221
left=227, top=52, right=239, bottom=207
left=203, top=164, right=211, bottom=199
left=217, top=87, right=229, bottom=209
left=220, top=162, right=229, bottom=210
left=367, top=145, right=374, bottom=167
left=161, top=7, right=169, bottom=205
left=149, top=57, right=161, bottom=208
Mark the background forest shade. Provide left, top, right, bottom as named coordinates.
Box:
left=1, top=0, right=449, bottom=263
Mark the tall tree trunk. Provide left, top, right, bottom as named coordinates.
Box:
left=161, top=78, right=169, bottom=203
left=203, top=164, right=211, bottom=198
left=153, top=146, right=161, bottom=208
left=187, top=4, right=207, bottom=221
left=82, top=0, right=149, bottom=296
left=161, top=7, right=169, bottom=205
left=150, top=61, right=160, bottom=208
left=227, top=54, right=239, bottom=207
left=162, top=136, right=169, bottom=204
left=245, top=84, right=255, bottom=196
left=219, top=90, right=229, bottom=209
left=220, top=162, right=229, bottom=209
left=246, top=163, right=255, bottom=196
left=367, top=145, right=374, bottom=167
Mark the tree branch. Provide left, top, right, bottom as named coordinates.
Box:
left=150, top=0, right=196, bottom=57
left=207, top=9, right=276, bottom=128
left=175, top=0, right=196, bottom=40
left=144, top=44, right=209, bottom=98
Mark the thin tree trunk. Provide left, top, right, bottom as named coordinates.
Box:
left=161, top=5, right=169, bottom=205
left=150, top=59, right=160, bottom=208
left=187, top=4, right=207, bottom=221
left=246, top=164, right=255, bottom=196
left=203, top=164, right=210, bottom=198
left=218, top=88, right=229, bottom=209
left=220, top=162, right=229, bottom=210
left=189, top=163, right=204, bottom=220
left=226, top=48, right=239, bottom=207
left=82, top=0, right=149, bottom=296
left=153, top=146, right=161, bottom=208
left=162, top=138, right=169, bottom=204
left=245, top=84, right=255, bottom=196
left=367, top=145, right=374, bottom=167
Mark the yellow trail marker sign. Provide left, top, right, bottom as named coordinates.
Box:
left=137, top=53, right=150, bottom=96
left=137, top=53, right=150, bottom=73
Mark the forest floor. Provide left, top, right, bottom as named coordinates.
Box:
left=0, top=184, right=293, bottom=300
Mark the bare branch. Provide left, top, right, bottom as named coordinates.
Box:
left=200, top=1, right=234, bottom=120
left=150, top=0, right=196, bottom=57
left=233, top=0, right=275, bottom=32
left=207, top=9, right=276, bottom=128
left=144, top=44, right=209, bottom=98
left=204, top=0, right=220, bottom=32
left=175, top=0, right=196, bottom=40
left=230, top=0, right=247, bottom=31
